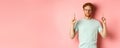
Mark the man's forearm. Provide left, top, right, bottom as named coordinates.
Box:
left=102, top=23, right=107, bottom=38
left=70, top=24, right=75, bottom=39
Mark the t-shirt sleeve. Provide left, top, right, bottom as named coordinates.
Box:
left=74, top=21, right=79, bottom=32
left=98, top=22, right=103, bottom=32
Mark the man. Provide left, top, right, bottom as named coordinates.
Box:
left=70, top=2, right=107, bottom=48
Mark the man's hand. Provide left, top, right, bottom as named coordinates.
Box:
left=101, top=17, right=106, bottom=24
left=72, top=13, right=77, bottom=25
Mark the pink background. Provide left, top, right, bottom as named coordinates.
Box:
left=0, top=0, right=120, bottom=48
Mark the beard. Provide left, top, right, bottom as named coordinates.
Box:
left=85, top=14, right=91, bottom=17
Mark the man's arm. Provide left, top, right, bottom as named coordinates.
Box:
left=70, top=13, right=77, bottom=39
left=99, top=17, right=107, bottom=38
left=70, top=24, right=76, bottom=39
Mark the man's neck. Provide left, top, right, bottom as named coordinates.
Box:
left=84, top=16, right=92, bottom=20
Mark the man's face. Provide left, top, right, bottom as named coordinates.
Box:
left=83, top=6, right=92, bottom=17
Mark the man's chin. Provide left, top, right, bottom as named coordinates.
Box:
left=85, top=15, right=90, bottom=17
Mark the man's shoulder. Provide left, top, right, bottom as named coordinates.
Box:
left=77, top=18, right=84, bottom=21
left=92, top=19, right=101, bottom=24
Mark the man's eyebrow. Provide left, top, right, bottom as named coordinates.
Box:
left=85, top=9, right=91, bottom=10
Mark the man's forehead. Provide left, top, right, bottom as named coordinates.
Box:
left=84, top=6, right=92, bottom=10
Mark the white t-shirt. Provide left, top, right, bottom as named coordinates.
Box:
left=74, top=18, right=102, bottom=48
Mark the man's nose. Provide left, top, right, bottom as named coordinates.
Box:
left=87, top=10, right=89, bottom=13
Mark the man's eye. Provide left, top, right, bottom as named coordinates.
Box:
left=88, top=10, right=92, bottom=11
left=84, top=9, right=88, bottom=11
